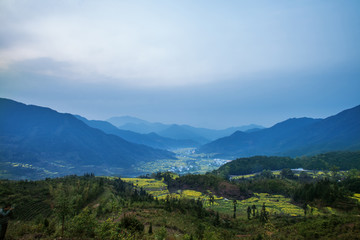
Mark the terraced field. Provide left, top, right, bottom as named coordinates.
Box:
left=121, top=177, right=320, bottom=218
left=121, top=178, right=169, bottom=198
left=207, top=193, right=321, bottom=218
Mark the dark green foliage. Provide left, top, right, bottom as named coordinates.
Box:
left=260, top=169, right=274, bottom=179
left=247, top=206, right=251, bottom=220
left=341, top=178, right=360, bottom=192
left=148, top=222, right=153, bottom=234
left=259, top=203, right=268, bottom=223
left=214, top=211, right=220, bottom=226
left=236, top=178, right=297, bottom=196
left=252, top=205, right=256, bottom=217
left=67, top=207, right=97, bottom=238
left=196, top=223, right=205, bottom=240
left=277, top=214, right=360, bottom=240
left=233, top=200, right=237, bottom=219
left=280, top=168, right=295, bottom=179
left=120, top=215, right=144, bottom=233
left=298, top=151, right=360, bottom=170
left=1, top=173, right=360, bottom=239
left=214, top=156, right=297, bottom=178
left=214, top=151, right=360, bottom=178
left=292, top=179, right=357, bottom=209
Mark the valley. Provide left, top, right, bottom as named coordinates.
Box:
left=1, top=98, right=360, bottom=239
left=1, top=1, right=360, bottom=239
left=135, top=148, right=231, bottom=176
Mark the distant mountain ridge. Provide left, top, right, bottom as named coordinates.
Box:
left=199, top=105, right=360, bottom=158
left=107, top=116, right=264, bottom=143
left=75, top=115, right=199, bottom=149
left=0, top=98, right=175, bottom=179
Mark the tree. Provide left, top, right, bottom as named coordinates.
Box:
left=261, top=169, right=274, bottom=179
left=281, top=168, right=294, bottom=179
left=233, top=200, right=237, bottom=219
left=247, top=206, right=251, bottom=220
left=259, top=203, right=268, bottom=223
left=120, top=215, right=144, bottom=233
left=209, top=195, right=215, bottom=206
left=51, top=183, right=74, bottom=238
left=331, top=165, right=340, bottom=180
left=68, top=207, right=97, bottom=238
left=299, top=171, right=311, bottom=182
left=347, top=169, right=360, bottom=179
left=252, top=204, right=257, bottom=217
left=302, top=203, right=308, bottom=216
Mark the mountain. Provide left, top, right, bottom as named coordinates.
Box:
left=0, top=98, right=175, bottom=179
left=158, top=124, right=265, bottom=144
left=75, top=115, right=199, bottom=149
left=107, top=116, right=168, bottom=134
left=107, top=116, right=148, bottom=126
left=157, top=124, right=210, bottom=144
left=108, top=115, right=264, bottom=143
left=199, top=105, right=360, bottom=158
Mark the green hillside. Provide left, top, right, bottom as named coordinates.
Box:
left=1, top=170, right=359, bottom=239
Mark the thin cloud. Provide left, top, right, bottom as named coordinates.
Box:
left=1, top=1, right=359, bottom=87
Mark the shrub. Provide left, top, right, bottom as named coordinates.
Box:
left=120, top=215, right=144, bottom=233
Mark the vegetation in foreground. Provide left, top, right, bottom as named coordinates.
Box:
left=0, top=165, right=359, bottom=240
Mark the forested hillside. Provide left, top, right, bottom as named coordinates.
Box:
left=1, top=170, right=359, bottom=239
left=213, top=151, right=360, bottom=178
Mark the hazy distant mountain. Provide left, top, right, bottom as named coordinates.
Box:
left=0, top=98, right=175, bottom=178
left=76, top=115, right=199, bottom=149
left=157, top=124, right=210, bottom=144
left=199, top=105, right=360, bottom=158
left=107, top=116, right=168, bottom=134
left=107, top=116, right=152, bottom=128
left=108, top=115, right=264, bottom=143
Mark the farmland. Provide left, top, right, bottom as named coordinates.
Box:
left=122, top=177, right=322, bottom=218
left=134, top=148, right=230, bottom=175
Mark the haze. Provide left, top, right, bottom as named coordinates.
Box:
left=1, top=0, right=359, bottom=129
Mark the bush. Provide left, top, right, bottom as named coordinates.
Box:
left=120, top=215, right=144, bottom=233
left=67, top=207, right=97, bottom=238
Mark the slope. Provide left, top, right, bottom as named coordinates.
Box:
left=0, top=98, right=175, bottom=179
left=199, top=105, right=360, bottom=158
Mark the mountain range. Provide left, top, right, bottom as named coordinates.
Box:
left=199, top=105, right=360, bottom=158
left=1, top=97, right=359, bottom=179
left=0, top=98, right=174, bottom=179
left=107, top=116, right=264, bottom=144
left=75, top=115, right=198, bottom=149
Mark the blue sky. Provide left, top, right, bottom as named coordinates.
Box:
left=1, top=0, right=360, bottom=129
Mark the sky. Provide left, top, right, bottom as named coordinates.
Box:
left=1, top=0, right=360, bottom=129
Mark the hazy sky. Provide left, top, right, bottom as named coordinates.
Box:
left=1, top=0, right=360, bottom=129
